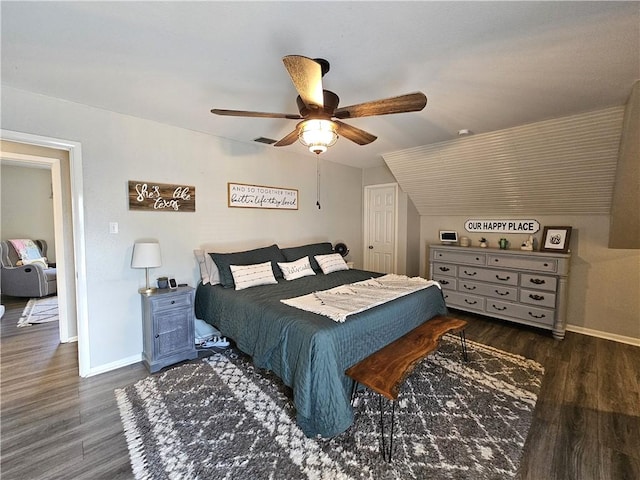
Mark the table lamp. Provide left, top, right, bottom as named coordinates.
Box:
left=131, top=242, right=162, bottom=294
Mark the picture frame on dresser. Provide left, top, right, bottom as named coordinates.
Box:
left=540, top=226, right=572, bottom=253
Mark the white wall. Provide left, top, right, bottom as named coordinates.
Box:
left=1, top=86, right=364, bottom=372
left=420, top=215, right=640, bottom=342
left=1, top=164, right=56, bottom=261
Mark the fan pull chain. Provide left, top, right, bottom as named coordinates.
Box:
left=316, top=157, right=321, bottom=209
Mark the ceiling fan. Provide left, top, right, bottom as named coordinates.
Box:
left=211, top=55, right=427, bottom=154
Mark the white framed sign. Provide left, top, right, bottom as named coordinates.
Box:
left=465, top=219, right=540, bottom=234
left=228, top=182, right=298, bottom=210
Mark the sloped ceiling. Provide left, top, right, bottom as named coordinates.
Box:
left=383, top=107, right=625, bottom=216
left=1, top=2, right=638, bottom=169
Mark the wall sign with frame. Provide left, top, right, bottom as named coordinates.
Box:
left=128, top=181, right=195, bottom=212
left=541, top=226, right=572, bottom=253
left=228, top=182, right=298, bottom=210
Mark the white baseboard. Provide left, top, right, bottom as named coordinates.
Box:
left=86, top=353, right=143, bottom=377
left=566, top=324, right=640, bottom=347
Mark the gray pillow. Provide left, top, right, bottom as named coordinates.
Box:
left=210, top=244, right=287, bottom=288
left=281, top=242, right=334, bottom=271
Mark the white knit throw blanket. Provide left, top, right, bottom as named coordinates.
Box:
left=281, top=274, right=441, bottom=323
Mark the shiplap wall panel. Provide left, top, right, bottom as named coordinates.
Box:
left=383, top=107, right=625, bottom=216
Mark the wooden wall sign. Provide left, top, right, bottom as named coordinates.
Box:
left=128, top=181, right=195, bottom=212
left=228, top=182, right=298, bottom=210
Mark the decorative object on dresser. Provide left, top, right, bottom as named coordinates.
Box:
left=140, top=286, right=198, bottom=373
left=430, top=244, right=571, bottom=339
left=439, top=230, right=458, bottom=244
left=131, top=242, right=162, bottom=294
left=540, top=226, right=572, bottom=253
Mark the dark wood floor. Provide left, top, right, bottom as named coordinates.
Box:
left=1, top=295, right=638, bottom=479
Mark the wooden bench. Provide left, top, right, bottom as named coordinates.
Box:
left=345, top=314, right=468, bottom=461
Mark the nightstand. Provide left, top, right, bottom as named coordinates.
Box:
left=140, top=286, right=198, bottom=373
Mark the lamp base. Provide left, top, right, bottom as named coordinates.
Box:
left=139, top=286, right=157, bottom=295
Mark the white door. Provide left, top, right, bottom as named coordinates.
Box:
left=364, top=184, right=397, bottom=273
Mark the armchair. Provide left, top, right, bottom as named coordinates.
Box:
left=0, top=239, right=57, bottom=298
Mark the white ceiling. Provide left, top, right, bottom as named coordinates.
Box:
left=1, top=1, right=638, bottom=169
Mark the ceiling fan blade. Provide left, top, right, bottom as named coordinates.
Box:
left=282, top=55, right=324, bottom=110
left=334, top=120, right=377, bottom=146
left=334, top=92, right=427, bottom=119
left=211, top=108, right=302, bottom=120
left=273, top=128, right=300, bottom=147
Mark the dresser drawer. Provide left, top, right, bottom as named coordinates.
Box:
left=486, top=300, right=554, bottom=327
left=488, top=254, right=557, bottom=273
left=442, top=290, right=485, bottom=312
left=152, top=293, right=193, bottom=311
left=432, top=262, right=457, bottom=277
left=433, top=249, right=486, bottom=266
left=458, top=280, right=518, bottom=301
left=458, top=266, right=518, bottom=286
left=432, top=274, right=457, bottom=290
left=520, top=273, right=557, bottom=292
left=520, top=288, right=557, bottom=309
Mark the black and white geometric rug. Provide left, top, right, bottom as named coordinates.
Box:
left=115, top=336, right=543, bottom=480
left=17, top=296, right=58, bottom=327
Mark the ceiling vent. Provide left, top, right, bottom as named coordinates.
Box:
left=253, top=137, right=277, bottom=145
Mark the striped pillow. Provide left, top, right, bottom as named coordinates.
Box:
left=229, top=261, right=278, bottom=291
left=314, top=253, right=349, bottom=274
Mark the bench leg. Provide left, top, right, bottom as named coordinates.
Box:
left=379, top=396, right=396, bottom=462
left=459, top=330, right=469, bottom=362
left=349, top=379, right=359, bottom=405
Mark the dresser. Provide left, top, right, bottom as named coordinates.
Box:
left=141, top=286, right=198, bottom=373
left=429, top=245, right=571, bottom=339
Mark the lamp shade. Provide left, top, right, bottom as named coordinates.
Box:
left=131, top=242, right=162, bottom=268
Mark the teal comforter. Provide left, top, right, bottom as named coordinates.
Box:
left=195, top=269, right=447, bottom=438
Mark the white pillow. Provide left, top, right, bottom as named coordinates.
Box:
left=277, top=256, right=316, bottom=281
left=194, top=249, right=221, bottom=285
left=20, top=257, right=49, bottom=269
left=229, top=261, right=278, bottom=290
left=314, top=253, right=349, bottom=274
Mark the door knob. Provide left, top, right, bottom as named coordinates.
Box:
left=368, top=245, right=374, bottom=249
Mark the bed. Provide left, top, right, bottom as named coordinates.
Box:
left=194, top=242, right=448, bottom=438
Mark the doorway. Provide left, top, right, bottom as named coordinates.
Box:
left=0, top=130, right=90, bottom=376
left=363, top=183, right=398, bottom=273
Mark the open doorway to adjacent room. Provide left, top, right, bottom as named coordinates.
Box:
left=1, top=132, right=89, bottom=376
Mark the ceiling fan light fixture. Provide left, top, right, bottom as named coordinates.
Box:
left=298, top=119, right=338, bottom=154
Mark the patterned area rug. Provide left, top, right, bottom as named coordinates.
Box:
left=17, top=296, right=58, bottom=327
left=115, top=336, right=543, bottom=480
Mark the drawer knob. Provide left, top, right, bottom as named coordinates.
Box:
left=496, top=274, right=511, bottom=281
left=464, top=270, right=477, bottom=276
left=528, top=312, right=546, bottom=319
left=492, top=304, right=507, bottom=311
left=495, top=290, right=510, bottom=296
left=463, top=285, right=476, bottom=290
left=529, top=294, right=545, bottom=301
left=530, top=278, right=546, bottom=285
left=464, top=299, right=478, bottom=305
left=440, top=280, right=450, bottom=285
left=439, top=267, right=450, bottom=272
left=171, top=300, right=176, bottom=304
